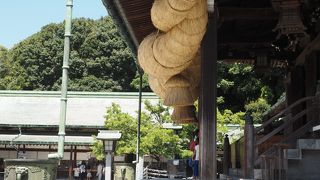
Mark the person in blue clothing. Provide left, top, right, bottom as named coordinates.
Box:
left=192, top=138, right=199, bottom=180
left=79, top=161, right=87, bottom=180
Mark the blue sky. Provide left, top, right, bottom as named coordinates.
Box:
left=0, top=0, right=108, bottom=49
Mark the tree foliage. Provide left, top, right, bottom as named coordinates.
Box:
left=0, top=46, right=8, bottom=89
left=91, top=102, right=181, bottom=161
left=104, top=103, right=138, bottom=154
left=217, top=62, right=284, bottom=123
left=0, top=17, right=137, bottom=91
left=91, top=138, right=105, bottom=160
left=217, top=108, right=245, bottom=147
left=130, top=73, right=152, bottom=92
left=91, top=99, right=249, bottom=159
left=245, top=98, right=271, bottom=124
left=143, top=100, right=171, bottom=124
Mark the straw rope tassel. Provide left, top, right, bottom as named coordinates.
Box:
left=138, top=0, right=208, bottom=123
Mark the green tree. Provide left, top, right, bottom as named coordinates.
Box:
left=91, top=99, right=249, bottom=160
left=143, top=100, right=171, bottom=124
left=245, top=98, right=271, bottom=124
left=0, top=46, right=8, bottom=89
left=0, top=45, right=7, bottom=62
left=217, top=62, right=284, bottom=113
left=217, top=108, right=245, bottom=148
left=140, top=127, right=180, bottom=162
left=0, top=45, right=27, bottom=90
left=0, top=17, right=137, bottom=91
left=217, top=63, right=263, bottom=112
left=91, top=102, right=181, bottom=162
left=104, top=103, right=138, bottom=154
left=91, top=138, right=105, bottom=160
left=130, top=73, right=151, bottom=92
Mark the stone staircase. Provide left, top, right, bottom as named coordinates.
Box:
left=285, top=138, right=320, bottom=180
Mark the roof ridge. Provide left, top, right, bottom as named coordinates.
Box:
left=0, top=90, right=158, bottom=99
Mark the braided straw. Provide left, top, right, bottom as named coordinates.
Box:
left=171, top=105, right=198, bottom=124
left=138, top=33, right=191, bottom=78
left=168, top=0, right=196, bottom=11
left=151, top=0, right=190, bottom=32
left=138, top=0, right=208, bottom=123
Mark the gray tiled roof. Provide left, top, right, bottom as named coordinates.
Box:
left=0, top=91, right=159, bottom=127
left=0, top=134, right=93, bottom=145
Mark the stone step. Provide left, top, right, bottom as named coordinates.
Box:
left=297, top=139, right=320, bottom=150
left=285, top=149, right=302, bottom=160
left=228, top=168, right=262, bottom=180
left=285, top=139, right=320, bottom=160
left=287, top=149, right=320, bottom=180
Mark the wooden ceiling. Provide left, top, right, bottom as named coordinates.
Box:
left=102, top=0, right=318, bottom=67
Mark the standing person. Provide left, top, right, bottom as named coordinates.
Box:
left=189, top=128, right=199, bottom=151
left=79, top=161, right=87, bottom=180
left=96, top=162, right=104, bottom=180
left=102, top=165, right=105, bottom=179
left=86, top=165, right=92, bottom=180
left=73, top=165, right=80, bottom=180
left=192, top=138, right=199, bottom=180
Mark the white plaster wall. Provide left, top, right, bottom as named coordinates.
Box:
left=0, top=150, right=90, bottom=161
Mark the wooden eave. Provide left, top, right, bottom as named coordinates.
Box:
left=101, top=0, right=317, bottom=68
left=102, top=0, right=279, bottom=59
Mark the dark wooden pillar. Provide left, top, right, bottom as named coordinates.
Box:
left=286, top=67, right=305, bottom=104
left=292, top=66, right=305, bottom=130
left=73, top=146, right=77, bottom=167
left=284, top=73, right=292, bottom=136
left=316, top=52, right=320, bottom=125
left=69, top=146, right=73, bottom=180
left=316, top=51, right=320, bottom=81
left=223, top=135, right=231, bottom=175
left=244, top=114, right=254, bottom=179
left=199, top=8, right=217, bottom=180
left=285, top=66, right=305, bottom=135
left=305, top=52, right=318, bottom=123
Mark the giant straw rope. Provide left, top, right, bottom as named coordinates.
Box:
left=138, top=0, right=208, bottom=123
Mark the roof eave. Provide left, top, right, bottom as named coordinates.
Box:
left=102, top=0, right=138, bottom=58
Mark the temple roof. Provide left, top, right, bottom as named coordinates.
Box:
left=0, top=134, right=93, bottom=145
left=0, top=91, right=158, bottom=128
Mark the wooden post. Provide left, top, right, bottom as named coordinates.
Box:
left=261, top=155, right=268, bottom=180
left=69, top=145, right=73, bottom=180
left=223, top=135, right=230, bottom=175
left=199, top=8, right=217, bottom=180
left=289, top=67, right=305, bottom=131
left=315, top=51, right=320, bottom=125
left=284, top=113, right=293, bottom=138
left=73, top=146, right=77, bottom=167
left=284, top=66, right=305, bottom=137
left=244, top=113, right=254, bottom=179
left=305, top=52, right=317, bottom=123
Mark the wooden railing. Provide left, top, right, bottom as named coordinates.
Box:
left=255, top=96, right=315, bottom=134
left=252, top=94, right=319, bottom=179
left=255, top=95, right=318, bottom=155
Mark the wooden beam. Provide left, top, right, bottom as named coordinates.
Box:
left=218, top=7, right=278, bottom=20
left=296, top=33, right=320, bottom=65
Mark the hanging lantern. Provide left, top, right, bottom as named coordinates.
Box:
left=272, top=0, right=309, bottom=51
left=273, top=0, right=307, bottom=36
